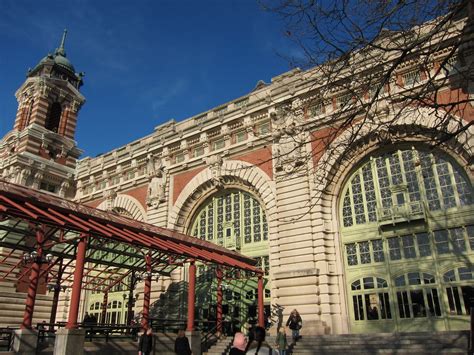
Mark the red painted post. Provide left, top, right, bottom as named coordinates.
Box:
left=21, top=226, right=44, bottom=329
left=66, top=234, right=88, bottom=329
left=141, top=253, right=152, bottom=330
left=49, top=258, right=64, bottom=331
left=257, top=275, right=264, bottom=328
left=186, top=261, right=196, bottom=331
left=216, top=267, right=223, bottom=334
left=101, top=292, right=108, bottom=324
left=126, top=271, right=135, bottom=327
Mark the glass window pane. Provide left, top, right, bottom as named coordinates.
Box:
left=395, top=275, right=406, bottom=287
left=410, top=290, right=427, bottom=317
left=402, top=235, right=416, bottom=259
left=363, top=277, right=374, bottom=289
left=346, top=243, right=358, bottom=266
left=372, top=240, right=385, bottom=262
left=359, top=241, right=371, bottom=264
left=408, top=272, right=421, bottom=285
left=416, top=232, right=431, bottom=257
left=351, top=280, right=361, bottom=291
left=388, top=237, right=402, bottom=260
left=450, top=228, right=466, bottom=253
left=458, top=267, right=472, bottom=281
left=434, top=230, right=449, bottom=254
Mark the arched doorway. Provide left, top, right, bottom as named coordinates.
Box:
left=338, top=147, right=473, bottom=333
left=189, top=189, right=270, bottom=333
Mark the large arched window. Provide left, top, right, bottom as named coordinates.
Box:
left=341, top=149, right=472, bottom=228
left=190, top=190, right=268, bottom=251
left=339, top=147, right=474, bottom=333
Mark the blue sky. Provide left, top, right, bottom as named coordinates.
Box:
left=0, top=0, right=296, bottom=158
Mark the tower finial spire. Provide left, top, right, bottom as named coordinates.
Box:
left=56, top=29, right=67, bottom=56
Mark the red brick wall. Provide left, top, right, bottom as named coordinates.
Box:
left=234, top=147, right=273, bottom=179
left=173, top=167, right=205, bottom=204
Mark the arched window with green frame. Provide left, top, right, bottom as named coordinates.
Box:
left=339, top=146, right=474, bottom=333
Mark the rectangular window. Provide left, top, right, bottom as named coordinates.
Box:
left=410, top=290, right=427, bottom=317
left=372, top=240, right=384, bottom=262
left=434, top=230, right=450, bottom=254
left=310, top=102, right=324, bottom=116
left=215, top=106, right=227, bottom=116
left=213, top=139, right=225, bottom=150
left=403, top=69, right=421, bottom=86
left=416, top=232, right=432, bottom=257
left=359, top=242, right=371, bottom=264
left=353, top=295, right=364, bottom=321
left=388, top=237, right=402, bottom=260
left=193, top=146, right=204, bottom=158
left=336, top=93, right=352, bottom=109
left=257, top=122, right=271, bottom=135
left=235, top=98, right=249, bottom=108
left=397, top=291, right=411, bottom=318
left=175, top=153, right=185, bottom=163
left=467, top=225, right=474, bottom=250
left=346, top=243, right=358, bottom=266
left=402, top=235, right=416, bottom=259
left=235, top=130, right=246, bottom=143
left=450, top=227, right=466, bottom=253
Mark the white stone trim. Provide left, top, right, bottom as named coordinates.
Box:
left=169, top=159, right=276, bottom=235
left=96, top=194, right=146, bottom=222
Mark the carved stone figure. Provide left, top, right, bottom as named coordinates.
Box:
left=205, top=155, right=224, bottom=187
left=272, top=98, right=306, bottom=173
left=146, top=154, right=167, bottom=207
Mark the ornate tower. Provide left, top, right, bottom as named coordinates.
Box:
left=0, top=30, right=85, bottom=198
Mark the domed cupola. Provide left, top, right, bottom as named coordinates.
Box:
left=28, top=29, right=84, bottom=89
left=0, top=29, right=85, bottom=198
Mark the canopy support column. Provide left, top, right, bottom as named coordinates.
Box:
left=49, top=257, right=64, bottom=331
left=101, top=291, right=108, bottom=324
left=66, top=233, right=88, bottom=329
left=21, top=225, right=44, bottom=329
left=258, top=275, right=264, bottom=328
left=216, top=267, right=223, bottom=334
left=126, top=271, right=136, bottom=327
left=186, top=260, right=196, bottom=332
left=141, top=253, right=151, bottom=330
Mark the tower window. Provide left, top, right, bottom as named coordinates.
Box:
left=45, top=102, right=62, bottom=132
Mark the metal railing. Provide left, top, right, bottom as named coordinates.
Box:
left=0, top=327, right=15, bottom=351
left=36, top=322, right=141, bottom=343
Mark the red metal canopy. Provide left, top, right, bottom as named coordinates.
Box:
left=0, top=180, right=262, bottom=292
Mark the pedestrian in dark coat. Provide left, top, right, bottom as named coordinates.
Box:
left=174, top=329, right=192, bottom=355
left=138, top=328, right=153, bottom=355
left=285, top=309, right=302, bottom=344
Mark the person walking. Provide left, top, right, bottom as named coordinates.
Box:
left=138, top=328, right=153, bottom=355
left=229, top=332, right=247, bottom=355
left=285, top=309, right=302, bottom=344
left=275, top=327, right=288, bottom=355
left=174, top=329, right=192, bottom=355
left=245, top=326, right=278, bottom=355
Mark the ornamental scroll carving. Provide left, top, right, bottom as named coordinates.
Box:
left=272, top=98, right=307, bottom=173
left=146, top=154, right=167, bottom=208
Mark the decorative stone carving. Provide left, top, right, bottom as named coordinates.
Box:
left=146, top=154, right=167, bottom=208
left=272, top=98, right=307, bottom=173
left=205, top=154, right=224, bottom=187
left=59, top=180, right=70, bottom=198
left=19, top=168, right=32, bottom=185
left=103, top=188, right=117, bottom=211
